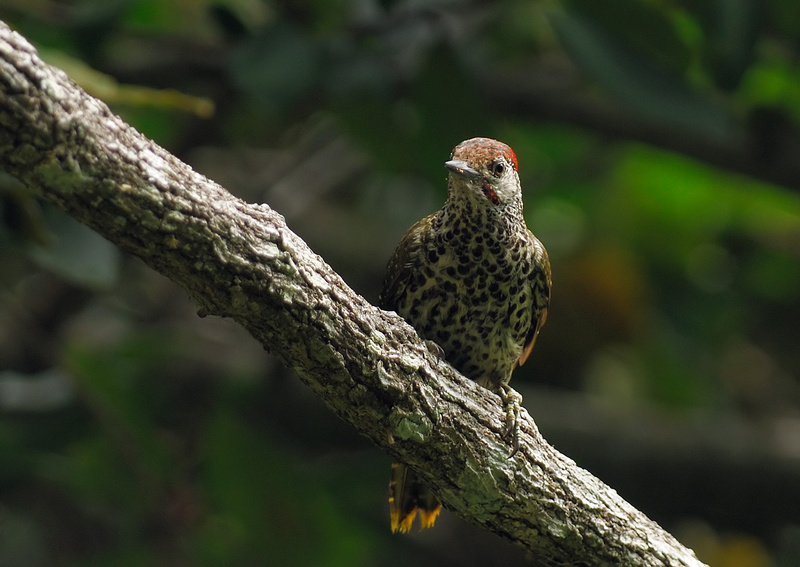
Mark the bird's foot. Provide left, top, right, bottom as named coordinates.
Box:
left=500, top=385, right=522, bottom=458
left=423, top=339, right=446, bottom=359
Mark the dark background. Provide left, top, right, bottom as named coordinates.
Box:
left=1, top=1, right=799, bottom=566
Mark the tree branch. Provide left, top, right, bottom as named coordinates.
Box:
left=0, top=21, right=704, bottom=566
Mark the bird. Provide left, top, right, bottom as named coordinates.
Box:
left=379, top=137, right=551, bottom=533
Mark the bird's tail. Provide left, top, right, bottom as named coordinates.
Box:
left=389, top=462, right=442, bottom=533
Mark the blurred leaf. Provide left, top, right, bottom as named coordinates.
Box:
left=306, top=0, right=351, bottom=33
left=0, top=508, right=47, bottom=567
left=733, top=180, right=800, bottom=247
left=206, top=0, right=273, bottom=38
left=28, top=206, right=121, bottom=290
left=44, top=435, right=149, bottom=518
left=645, top=342, right=712, bottom=408
left=609, top=144, right=800, bottom=339
left=209, top=3, right=251, bottom=40
left=0, top=176, right=48, bottom=245
left=611, top=146, right=734, bottom=266
left=564, top=0, right=692, bottom=73
left=63, top=337, right=184, bottom=491
left=484, top=2, right=550, bottom=60
left=230, top=24, right=320, bottom=116
left=769, top=0, right=800, bottom=43
left=744, top=249, right=800, bottom=303
left=335, top=48, right=486, bottom=179
left=407, top=48, right=489, bottom=178
left=740, top=60, right=800, bottom=123
left=695, top=0, right=762, bottom=91
left=70, top=0, right=133, bottom=58
left=550, top=8, right=733, bottom=139
left=613, top=145, right=800, bottom=252
left=324, top=46, right=395, bottom=99
left=197, top=409, right=369, bottom=566
left=124, top=0, right=214, bottom=35
left=65, top=544, right=156, bottom=567
left=71, top=0, right=132, bottom=29
left=0, top=422, right=32, bottom=484
left=607, top=145, right=800, bottom=265
left=40, top=49, right=215, bottom=118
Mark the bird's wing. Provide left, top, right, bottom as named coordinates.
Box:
left=378, top=215, right=432, bottom=312
left=518, top=239, right=552, bottom=367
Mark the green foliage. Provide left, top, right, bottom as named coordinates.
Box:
left=550, top=8, right=733, bottom=139
left=230, top=24, right=322, bottom=118
left=196, top=410, right=369, bottom=566
left=564, top=0, right=693, bottom=73
left=695, top=0, right=761, bottom=91
left=27, top=206, right=121, bottom=290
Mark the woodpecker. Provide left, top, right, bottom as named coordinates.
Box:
left=380, top=137, right=551, bottom=533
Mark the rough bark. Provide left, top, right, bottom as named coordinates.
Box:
left=0, top=21, right=705, bottom=567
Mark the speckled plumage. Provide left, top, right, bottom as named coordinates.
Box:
left=382, top=138, right=551, bottom=533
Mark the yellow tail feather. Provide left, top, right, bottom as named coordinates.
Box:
left=389, top=462, right=442, bottom=533
left=418, top=505, right=442, bottom=530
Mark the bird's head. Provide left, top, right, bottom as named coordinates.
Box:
left=445, top=137, right=522, bottom=211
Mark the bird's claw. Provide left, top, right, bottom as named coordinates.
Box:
left=424, top=339, right=446, bottom=359
left=500, top=385, right=522, bottom=458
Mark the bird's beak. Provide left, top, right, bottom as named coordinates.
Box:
left=445, top=160, right=480, bottom=179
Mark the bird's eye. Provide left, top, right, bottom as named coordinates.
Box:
left=492, top=162, right=505, bottom=177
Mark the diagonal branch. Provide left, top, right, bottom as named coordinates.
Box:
left=0, top=21, right=704, bottom=567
